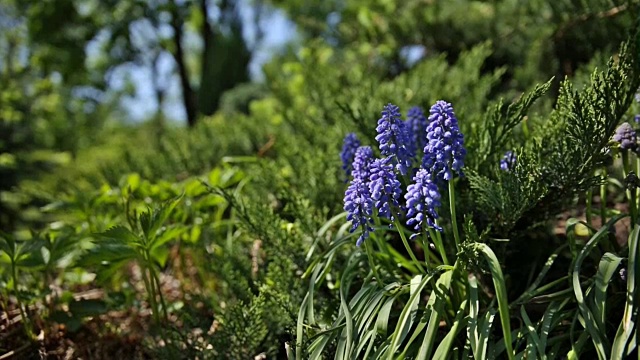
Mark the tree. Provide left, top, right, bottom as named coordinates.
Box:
left=269, top=0, right=638, bottom=94
left=14, top=0, right=260, bottom=126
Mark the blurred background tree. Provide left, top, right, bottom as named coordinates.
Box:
left=1, top=0, right=637, bottom=231
left=8, top=0, right=263, bottom=127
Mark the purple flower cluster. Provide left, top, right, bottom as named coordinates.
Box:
left=635, top=88, right=640, bottom=123
left=406, top=106, right=428, bottom=157
left=369, top=157, right=402, bottom=221
left=344, top=147, right=375, bottom=246
left=500, top=151, right=516, bottom=171
left=405, top=169, right=442, bottom=236
left=343, top=101, right=466, bottom=245
left=376, top=104, right=413, bottom=175
left=613, top=122, right=637, bottom=151
left=340, top=133, right=361, bottom=179
left=422, top=101, right=466, bottom=181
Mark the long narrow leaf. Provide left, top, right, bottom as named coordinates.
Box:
left=572, top=215, right=626, bottom=359
left=432, top=300, right=469, bottom=359
left=612, top=224, right=639, bottom=359
left=593, top=252, right=623, bottom=330
left=415, top=269, right=454, bottom=360
left=478, top=243, right=514, bottom=360
left=386, top=272, right=436, bottom=359
left=468, top=274, right=481, bottom=359
left=521, top=305, right=545, bottom=359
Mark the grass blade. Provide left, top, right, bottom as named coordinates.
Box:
left=478, top=243, right=514, bottom=360
left=432, top=300, right=469, bottom=359
left=521, top=305, right=545, bottom=359
left=572, top=215, right=626, bottom=359
left=386, top=272, right=438, bottom=359
left=468, top=274, right=481, bottom=359
left=593, top=252, right=623, bottom=330
left=612, top=224, right=639, bottom=359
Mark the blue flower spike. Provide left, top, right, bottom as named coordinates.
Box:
left=422, top=101, right=466, bottom=182
left=340, top=133, right=361, bottom=179
left=376, top=103, right=413, bottom=175
left=344, top=146, right=375, bottom=246
left=369, top=157, right=402, bottom=222
left=405, top=168, right=442, bottom=238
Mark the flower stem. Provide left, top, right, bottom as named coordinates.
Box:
left=600, top=168, right=607, bottom=226
left=151, top=268, right=169, bottom=322
left=364, top=239, right=385, bottom=287
left=12, top=260, right=33, bottom=339
left=429, top=226, right=449, bottom=265
left=141, top=266, right=160, bottom=324
left=448, top=180, right=462, bottom=251
left=586, top=188, right=593, bottom=227
left=622, top=152, right=637, bottom=225
left=394, top=219, right=425, bottom=273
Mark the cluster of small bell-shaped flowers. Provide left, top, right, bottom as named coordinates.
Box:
left=343, top=101, right=467, bottom=245
left=343, top=146, right=375, bottom=246
left=340, top=133, right=361, bottom=179
left=376, top=104, right=414, bottom=175
left=500, top=150, right=517, bottom=171
left=369, top=157, right=403, bottom=222
left=422, top=101, right=466, bottom=182
left=613, top=122, right=638, bottom=153
left=405, top=169, right=442, bottom=237
left=405, top=106, right=428, bottom=159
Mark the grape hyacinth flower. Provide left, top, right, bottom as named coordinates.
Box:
left=613, top=122, right=637, bottom=151
left=406, top=106, right=428, bottom=157
left=422, top=101, right=466, bottom=181
left=369, top=157, right=402, bottom=221
left=340, top=133, right=361, bottom=179
left=344, top=146, right=374, bottom=246
left=376, top=103, right=413, bottom=175
left=500, top=151, right=516, bottom=171
left=405, top=169, right=442, bottom=237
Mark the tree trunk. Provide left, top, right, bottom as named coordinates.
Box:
left=170, top=1, right=198, bottom=127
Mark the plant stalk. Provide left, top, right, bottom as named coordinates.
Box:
left=11, top=260, right=33, bottom=339
left=448, top=180, right=462, bottom=251
left=394, top=219, right=425, bottom=273
left=429, top=226, right=449, bottom=265
left=600, top=168, right=608, bottom=226
left=364, top=239, right=385, bottom=287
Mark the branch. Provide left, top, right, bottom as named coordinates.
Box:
left=554, top=4, right=629, bottom=41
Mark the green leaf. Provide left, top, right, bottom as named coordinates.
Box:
left=611, top=224, right=639, bottom=360
left=593, top=252, right=623, bottom=330
left=386, top=271, right=437, bottom=359
left=468, top=274, right=484, bottom=359
left=376, top=294, right=398, bottom=336
left=520, top=305, right=545, bottom=359
left=416, top=269, right=453, bottom=360
left=572, top=215, right=626, bottom=359
left=98, top=226, right=139, bottom=245
left=0, top=236, right=15, bottom=259
left=478, top=243, right=514, bottom=360
left=432, top=300, right=468, bottom=359
left=143, top=194, right=184, bottom=243
left=149, top=226, right=187, bottom=251
left=77, top=243, right=138, bottom=267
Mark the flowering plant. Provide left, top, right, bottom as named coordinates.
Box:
left=295, top=43, right=640, bottom=360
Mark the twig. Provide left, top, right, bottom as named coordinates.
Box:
left=555, top=4, right=628, bottom=40
left=0, top=343, right=30, bottom=360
